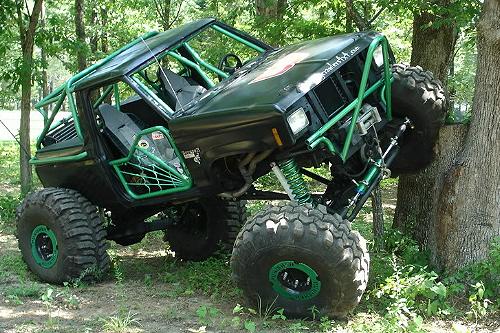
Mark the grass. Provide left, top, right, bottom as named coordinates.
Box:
left=0, top=141, right=21, bottom=188
left=0, top=141, right=498, bottom=333
left=101, top=311, right=141, bottom=333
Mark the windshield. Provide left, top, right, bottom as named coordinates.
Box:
left=128, top=24, right=268, bottom=115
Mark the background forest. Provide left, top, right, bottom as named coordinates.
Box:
left=0, top=0, right=479, bottom=112
left=0, top=0, right=499, bottom=332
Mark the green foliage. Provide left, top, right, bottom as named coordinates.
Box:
left=444, top=238, right=500, bottom=311
left=0, top=194, right=18, bottom=232
left=4, top=283, right=43, bottom=305
left=288, top=321, right=310, bottom=332
left=41, top=287, right=58, bottom=327
left=196, top=304, right=220, bottom=325
left=375, top=260, right=452, bottom=331
left=232, top=303, right=258, bottom=331
left=383, top=228, right=429, bottom=267
left=244, top=319, right=257, bottom=332
left=448, top=35, right=477, bottom=123
left=364, top=237, right=500, bottom=333
left=101, top=311, right=141, bottom=332
left=176, top=256, right=237, bottom=299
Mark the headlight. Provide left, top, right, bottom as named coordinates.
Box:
left=373, top=45, right=384, bottom=68
left=287, top=107, right=309, bottom=135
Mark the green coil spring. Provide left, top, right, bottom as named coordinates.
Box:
left=278, top=159, right=313, bottom=205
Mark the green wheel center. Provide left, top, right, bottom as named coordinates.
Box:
left=31, top=225, right=58, bottom=269
left=269, top=261, right=321, bottom=301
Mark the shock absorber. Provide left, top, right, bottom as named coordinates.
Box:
left=271, top=159, right=313, bottom=205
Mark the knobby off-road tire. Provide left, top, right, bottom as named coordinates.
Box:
left=231, top=202, right=369, bottom=318
left=389, top=63, right=447, bottom=174
left=165, top=199, right=247, bottom=261
left=16, top=188, right=110, bottom=284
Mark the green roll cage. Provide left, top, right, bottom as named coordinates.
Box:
left=31, top=24, right=265, bottom=165
left=31, top=23, right=393, bottom=201
left=306, top=35, right=393, bottom=161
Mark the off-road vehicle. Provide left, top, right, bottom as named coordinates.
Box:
left=17, top=18, right=446, bottom=317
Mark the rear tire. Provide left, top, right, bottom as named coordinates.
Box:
left=16, top=188, right=110, bottom=284
left=389, top=64, right=447, bottom=174
left=231, top=202, right=369, bottom=318
left=164, top=199, right=247, bottom=261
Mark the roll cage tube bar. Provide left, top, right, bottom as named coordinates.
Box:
left=306, top=35, right=393, bottom=162
left=269, top=35, right=394, bottom=216
left=33, top=31, right=158, bottom=149
left=31, top=23, right=266, bottom=165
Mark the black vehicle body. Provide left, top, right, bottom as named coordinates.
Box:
left=33, top=18, right=395, bottom=239
left=21, top=17, right=447, bottom=317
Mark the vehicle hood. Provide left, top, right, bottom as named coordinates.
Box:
left=176, top=31, right=378, bottom=118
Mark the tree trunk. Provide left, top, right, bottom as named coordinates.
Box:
left=162, top=0, right=171, bottom=31
left=19, top=55, right=33, bottom=196
left=393, top=1, right=459, bottom=250
left=371, top=185, right=384, bottom=250
left=89, top=6, right=98, bottom=55
left=41, top=48, right=48, bottom=99
left=75, top=0, right=87, bottom=71
left=255, top=0, right=286, bottom=45
left=410, top=9, right=457, bottom=82
left=434, top=0, right=500, bottom=271
left=101, top=7, right=108, bottom=53
left=345, top=7, right=354, bottom=33
left=395, top=125, right=467, bottom=251
left=256, top=0, right=275, bottom=18
left=255, top=0, right=286, bottom=20
left=17, top=0, right=44, bottom=195
left=41, top=5, right=48, bottom=100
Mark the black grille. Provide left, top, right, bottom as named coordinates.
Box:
left=313, top=76, right=347, bottom=117
left=42, top=118, right=78, bottom=146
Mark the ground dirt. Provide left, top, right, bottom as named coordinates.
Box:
left=0, top=141, right=498, bottom=332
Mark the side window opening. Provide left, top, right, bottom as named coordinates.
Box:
left=39, top=94, right=79, bottom=149
left=89, top=81, right=190, bottom=198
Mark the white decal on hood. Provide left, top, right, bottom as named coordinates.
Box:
left=249, top=52, right=309, bottom=84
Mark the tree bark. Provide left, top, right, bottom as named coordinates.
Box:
left=433, top=0, right=500, bottom=271
left=89, top=6, right=98, bottom=55
left=41, top=4, right=48, bottom=101
left=101, top=7, right=108, bottom=53
left=410, top=9, right=457, bottom=82
left=395, top=125, right=467, bottom=252
left=393, top=0, right=460, bottom=250
left=371, top=185, right=384, bottom=250
left=255, top=0, right=286, bottom=18
left=75, top=0, right=87, bottom=71
left=16, top=0, right=44, bottom=195
left=162, top=0, right=171, bottom=31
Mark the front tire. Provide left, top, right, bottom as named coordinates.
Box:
left=16, top=188, right=110, bottom=284
left=389, top=64, right=447, bottom=174
left=231, top=202, right=369, bottom=318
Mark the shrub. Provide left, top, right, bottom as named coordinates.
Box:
left=0, top=195, right=19, bottom=232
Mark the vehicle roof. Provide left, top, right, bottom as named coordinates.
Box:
left=73, top=18, right=216, bottom=90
